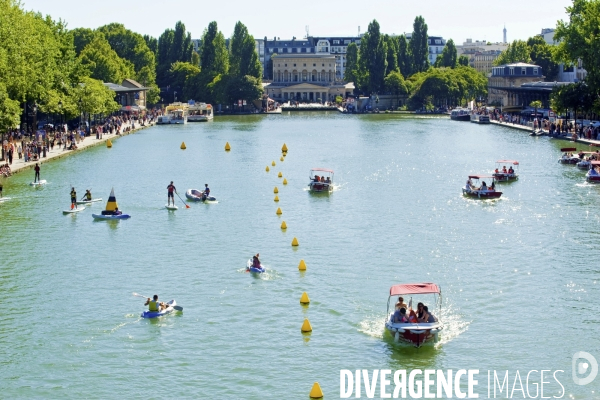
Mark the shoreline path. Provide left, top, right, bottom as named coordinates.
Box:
left=2, top=121, right=154, bottom=179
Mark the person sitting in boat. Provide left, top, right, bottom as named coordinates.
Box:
left=145, top=294, right=166, bottom=312
left=313, top=176, right=320, bottom=182
left=320, top=176, right=325, bottom=183
left=502, top=166, right=507, bottom=173
left=490, top=181, right=496, bottom=191
left=418, top=304, right=432, bottom=323
left=325, top=177, right=331, bottom=184
left=481, top=181, right=488, bottom=191
left=395, top=296, right=408, bottom=310
left=113, top=207, right=122, bottom=216
left=422, top=305, right=437, bottom=323
left=202, top=184, right=210, bottom=201
left=508, top=166, right=514, bottom=174
left=252, top=254, right=261, bottom=268
left=590, top=168, right=598, bottom=176
left=466, top=178, right=473, bottom=191
left=494, top=168, right=499, bottom=174
left=392, top=307, right=410, bottom=323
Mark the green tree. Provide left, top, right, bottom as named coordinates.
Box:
left=384, top=34, right=399, bottom=75
left=493, top=40, right=531, bottom=65
left=410, top=16, right=430, bottom=73
left=79, top=35, right=135, bottom=83
left=229, top=21, right=261, bottom=79
left=71, top=27, right=98, bottom=55
left=458, top=55, right=469, bottom=66
left=384, top=71, right=408, bottom=107
left=435, top=38, right=458, bottom=68
left=344, top=43, right=359, bottom=83
left=156, top=22, right=193, bottom=89
left=75, top=76, right=120, bottom=116
left=527, top=36, right=559, bottom=82
left=397, top=34, right=412, bottom=78
left=143, top=34, right=158, bottom=56
left=200, top=21, right=229, bottom=77
left=550, top=82, right=594, bottom=119
left=555, top=0, right=600, bottom=91
left=358, top=20, right=388, bottom=94
left=169, top=61, right=200, bottom=101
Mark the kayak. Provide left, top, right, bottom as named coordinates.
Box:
left=165, top=204, right=178, bottom=210
left=63, top=207, right=85, bottom=214
left=141, top=300, right=177, bottom=318
left=92, top=213, right=131, bottom=220
left=76, top=198, right=102, bottom=205
left=247, top=259, right=265, bottom=273
left=30, top=180, right=47, bottom=186
left=185, top=189, right=217, bottom=203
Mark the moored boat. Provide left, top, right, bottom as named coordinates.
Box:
left=185, top=189, right=216, bottom=202
left=462, top=175, right=502, bottom=199
left=450, top=108, right=470, bottom=121
left=308, top=168, right=333, bottom=193
left=141, top=300, right=177, bottom=318
left=492, top=160, right=519, bottom=181
left=188, top=101, right=214, bottom=122
left=157, top=102, right=188, bottom=124
left=384, top=283, right=444, bottom=347
left=470, top=113, right=490, bottom=124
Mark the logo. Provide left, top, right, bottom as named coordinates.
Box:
left=572, top=351, right=598, bottom=386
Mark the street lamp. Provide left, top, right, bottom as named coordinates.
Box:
left=174, top=91, right=177, bottom=103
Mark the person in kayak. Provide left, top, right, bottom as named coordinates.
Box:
left=82, top=189, right=92, bottom=201
left=252, top=254, right=261, bottom=268
left=34, top=163, right=40, bottom=183
left=167, top=181, right=176, bottom=206
left=70, top=187, right=77, bottom=209
left=202, top=184, right=210, bottom=201
left=145, top=295, right=166, bottom=312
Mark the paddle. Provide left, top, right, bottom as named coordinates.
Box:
left=175, top=191, right=190, bottom=208
left=132, top=292, right=183, bottom=311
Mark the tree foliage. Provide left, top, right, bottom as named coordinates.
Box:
left=156, top=21, right=193, bottom=88
left=79, top=35, right=135, bottom=84
left=397, top=34, right=412, bottom=78
left=358, top=20, right=388, bottom=94
left=493, top=40, right=532, bottom=65
left=384, top=34, right=399, bottom=75
left=527, top=36, right=559, bottom=82
left=410, top=16, right=430, bottom=73
left=434, top=39, right=457, bottom=68
left=458, top=55, right=469, bottom=66
left=229, top=21, right=261, bottom=79
left=344, top=43, right=359, bottom=83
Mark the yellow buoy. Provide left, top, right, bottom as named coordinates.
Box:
left=106, top=139, right=112, bottom=148
left=274, top=187, right=279, bottom=194
left=180, top=141, right=186, bottom=150
left=272, top=161, right=276, bottom=166
left=274, top=195, right=279, bottom=202
left=281, top=221, right=287, bottom=229
left=276, top=207, right=282, bottom=215
left=282, top=143, right=288, bottom=152
left=300, top=292, right=310, bottom=304
left=298, top=259, right=307, bottom=270
left=266, top=166, right=270, bottom=172
left=225, top=142, right=231, bottom=151
left=280, top=156, right=284, bottom=162
left=309, top=382, right=323, bottom=398
left=283, top=178, right=288, bottom=185
left=278, top=172, right=282, bottom=178
left=301, top=318, right=313, bottom=332
left=291, top=237, right=299, bottom=246
left=282, top=152, right=287, bottom=157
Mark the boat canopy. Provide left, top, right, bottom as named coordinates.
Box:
left=560, top=147, right=577, bottom=151
left=591, top=161, right=600, bottom=166
left=496, top=160, right=519, bottom=165
left=390, top=283, right=440, bottom=296
left=311, top=168, right=334, bottom=173
left=468, top=175, right=495, bottom=179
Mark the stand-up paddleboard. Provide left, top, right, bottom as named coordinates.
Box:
left=30, top=180, right=47, bottom=186
left=165, top=204, right=178, bottom=210
left=0, top=197, right=11, bottom=202
left=63, top=207, right=85, bottom=215
left=76, top=198, right=102, bottom=205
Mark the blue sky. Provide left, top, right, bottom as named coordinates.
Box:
left=23, top=0, right=572, bottom=44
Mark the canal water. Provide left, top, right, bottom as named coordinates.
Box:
left=0, top=113, right=598, bottom=398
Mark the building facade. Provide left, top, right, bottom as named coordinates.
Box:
left=265, top=54, right=354, bottom=102
left=470, top=50, right=503, bottom=74
left=427, top=36, right=446, bottom=65
left=487, top=63, right=544, bottom=107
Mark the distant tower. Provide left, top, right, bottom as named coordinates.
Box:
left=503, top=25, right=507, bottom=43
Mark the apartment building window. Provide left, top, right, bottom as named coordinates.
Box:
left=333, top=40, right=340, bottom=44
left=292, top=48, right=297, bottom=53
left=509, top=68, right=514, bottom=75
left=303, top=63, right=306, bottom=67
left=293, top=64, right=296, bottom=67
left=521, top=69, right=526, bottom=75
left=307, top=48, right=311, bottom=53
left=313, top=64, right=316, bottom=67
left=284, top=48, right=288, bottom=53
left=344, top=40, right=350, bottom=44
left=284, top=64, right=287, bottom=67
left=301, top=48, right=306, bottom=53
left=533, top=68, right=538, bottom=75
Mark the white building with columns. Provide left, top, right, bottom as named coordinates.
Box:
left=265, top=54, right=354, bottom=102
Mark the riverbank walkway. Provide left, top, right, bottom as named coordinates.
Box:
left=490, top=120, right=600, bottom=147
left=2, top=121, right=154, bottom=179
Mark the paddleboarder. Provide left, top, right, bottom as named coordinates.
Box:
left=0, top=182, right=3, bottom=198
left=70, top=187, right=77, bottom=209
left=34, top=163, right=40, bottom=183
left=167, top=181, right=176, bottom=206
left=202, top=183, right=210, bottom=201
left=145, top=294, right=166, bottom=312
left=81, top=189, right=92, bottom=202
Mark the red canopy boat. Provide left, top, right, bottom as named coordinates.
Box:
left=586, top=161, right=600, bottom=182
left=308, top=168, right=334, bottom=193
left=493, top=160, right=519, bottom=182
left=384, top=283, right=444, bottom=347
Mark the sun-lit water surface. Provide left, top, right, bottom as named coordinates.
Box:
left=0, top=113, right=599, bottom=398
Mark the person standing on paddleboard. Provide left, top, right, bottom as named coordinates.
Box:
left=167, top=181, right=176, bottom=206
left=70, top=187, right=77, bottom=209
left=202, top=183, right=210, bottom=201
left=34, top=163, right=40, bottom=183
